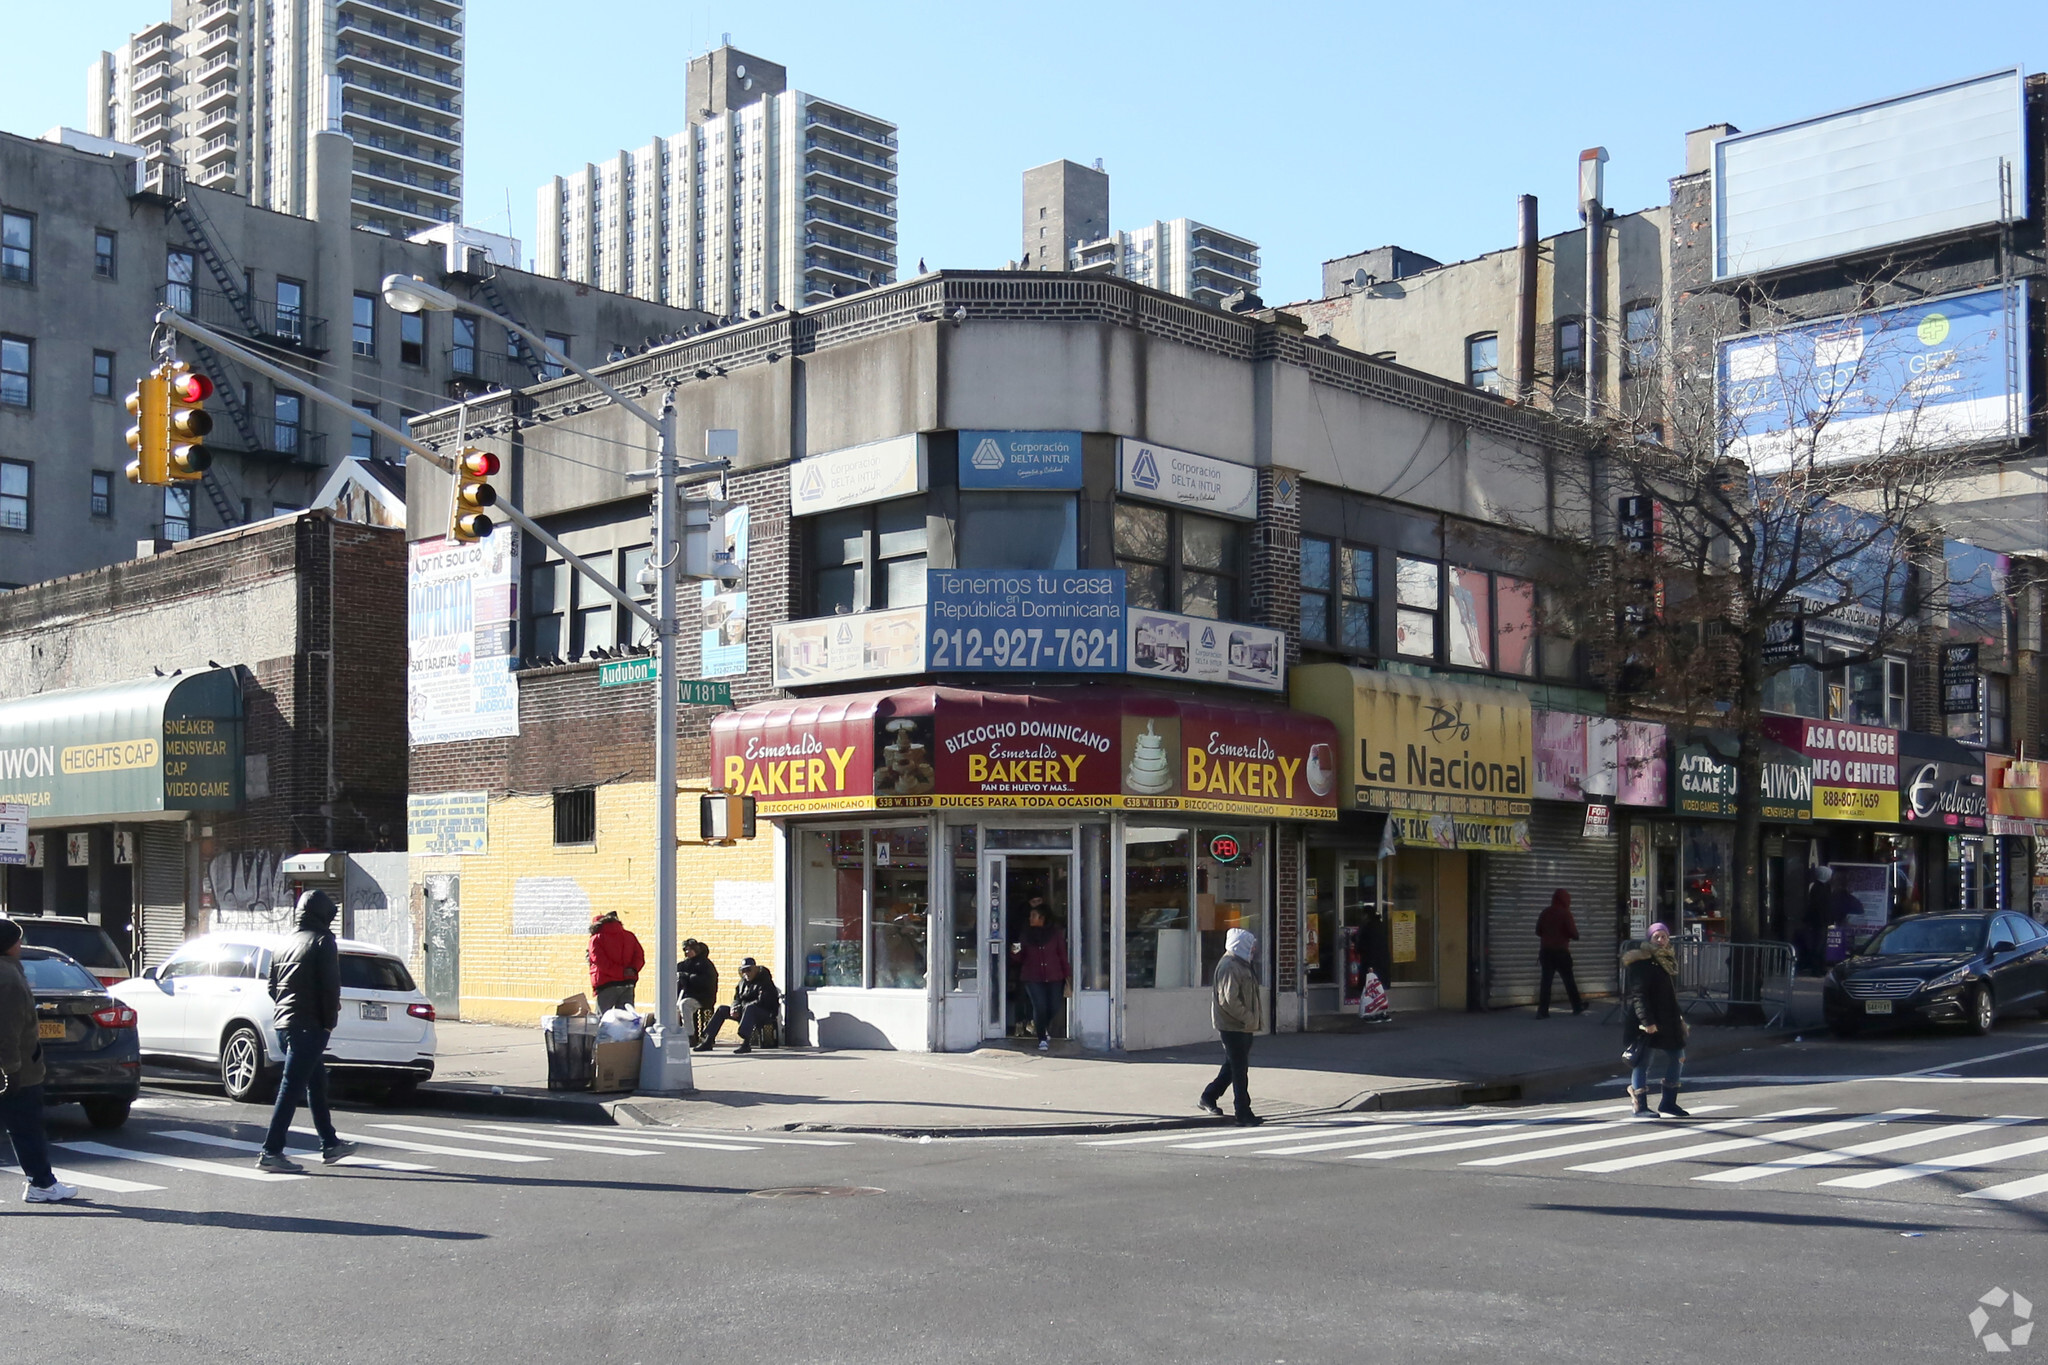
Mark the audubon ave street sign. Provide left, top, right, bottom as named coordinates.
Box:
left=598, top=658, right=732, bottom=707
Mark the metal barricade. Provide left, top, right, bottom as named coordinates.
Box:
left=1606, top=939, right=1797, bottom=1029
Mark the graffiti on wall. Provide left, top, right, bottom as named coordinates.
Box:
left=206, top=849, right=295, bottom=934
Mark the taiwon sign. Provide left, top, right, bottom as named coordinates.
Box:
left=1671, top=734, right=1814, bottom=822
left=1291, top=664, right=1532, bottom=818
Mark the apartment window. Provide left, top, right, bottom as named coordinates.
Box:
left=399, top=312, right=424, bottom=366
left=1557, top=317, right=1583, bottom=373
left=1623, top=302, right=1658, bottom=377
left=956, top=492, right=1077, bottom=570
left=1538, top=586, right=1577, bottom=681
left=93, top=230, right=117, bottom=279
left=91, top=350, right=116, bottom=399
left=552, top=787, right=596, bottom=846
left=275, top=279, right=304, bottom=342
left=1466, top=333, right=1501, bottom=394
left=0, top=336, right=29, bottom=408
left=1446, top=566, right=1494, bottom=669
left=1395, top=556, right=1440, bottom=659
left=808, top=496, right=928, bottom=615
left=1299, top=537, right=1375, bottom=653
left=351, top=402, right=377, bottom=461
left=1, top=212, right=30, bottom=283
left=1987, top=673, right=2010, bottom=750
left=352, top=292, right=376, bottom=356
left=543, top=333, right=570, bottom=379
left=452, top=314, right=478, bottom=376
left=0, top=461, right=28, bottom=531
left=165, top=248, right=195, bottom=313
left=162, top=487, right=193, bottom=540
left=90, top=470, right=113, bottom=519
left=272, top=390, right=301, bottom=455
left=1114, top=503, right=1242, bottom=620
left=1495, top=574, right=1537, bottom=676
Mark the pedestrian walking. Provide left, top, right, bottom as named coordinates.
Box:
left=587, top=911, right=645, bottom=1012
left=257, top=891, right=358, bottom=1172
left=1621, top=921, right=1689, bottom=1119
left=1533, top=888, right=1585, bottom=1018
left=0, top=918, right=78, bottom=1203
left=1010, top=901, right=1070, bottom=1051
left=694, top=957, right=781, bottom=1054
left=1198, top=927, right=1263, bottom=1127
left=676, top=939, right=720, bottom=1046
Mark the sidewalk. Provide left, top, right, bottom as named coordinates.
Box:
left=420, top=987, right=1815, bottom=1135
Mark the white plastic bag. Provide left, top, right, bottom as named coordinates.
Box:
left=596, top=1007, right=645, bottom=1043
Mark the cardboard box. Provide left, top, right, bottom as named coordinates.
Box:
left=591, top=1038, right=641, bottom=1093
left=556, top=993, right=591, bottom=1017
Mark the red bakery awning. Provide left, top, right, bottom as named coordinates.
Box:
left=709, top=686, right=1338, bottom=820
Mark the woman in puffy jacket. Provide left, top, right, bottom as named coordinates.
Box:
left=1621, top=921, right=1688, bottom=1119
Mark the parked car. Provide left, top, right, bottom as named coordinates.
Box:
left=1824, top=911, right=2048, bottom=1037
left=111, top=933, right=436, bottom=1103
left=19, top=945, right=140, bottom=1128
left=13, top=916, right=131, bottom=987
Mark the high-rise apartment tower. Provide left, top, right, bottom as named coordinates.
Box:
left=1024, top=159, right=1261, bottom=307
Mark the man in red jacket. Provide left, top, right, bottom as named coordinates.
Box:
left=1534, top=888, right=1584, bottom=1018
left=587, top=912, right=645, bottom=1012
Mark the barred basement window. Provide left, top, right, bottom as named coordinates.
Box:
left=553, top=788, right=596, bottom=846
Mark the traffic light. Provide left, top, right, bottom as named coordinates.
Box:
left=124, top=368, right=168, bottom=486
left=164, top=363, right=214, bottom=481
left=449, top=447, right=499, bottom=542
left=698, top=791, right=756, bottom=846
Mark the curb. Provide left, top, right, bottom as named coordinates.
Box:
left=409, top=1083, right=625, bottom=1125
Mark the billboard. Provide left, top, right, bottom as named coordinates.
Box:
left=407, top=529, right=521, bottom=746
left=1714, top=68, right=2025, bottom=279
left=1718, top=285, right=2027, bottom=470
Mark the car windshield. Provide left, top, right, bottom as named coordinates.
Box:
left=15, top=921, right=124, bottom=969
left=339, top=954, right=415, bottom=993
left=1867, top=919, right=1987, bottom=957
left=21, top=953, right=102, bottom=993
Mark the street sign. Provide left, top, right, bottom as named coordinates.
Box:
left=598, top=657, right=657, bottom=688
left=680, top=680, right=733, bottom=707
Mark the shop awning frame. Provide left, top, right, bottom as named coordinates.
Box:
left=0, top=669, right=243, bottom=825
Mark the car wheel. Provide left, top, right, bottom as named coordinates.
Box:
left=1966, top=984, right=1996, bottom=1037
left=82, top=1098, right=132, bottom=1129
left=220, top=1025, right=277, bottom=1103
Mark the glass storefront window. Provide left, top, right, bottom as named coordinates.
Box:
left=1125, top=826, right=1192, bottom=988
left=1683, top=824, right=1732, bottom=940
left=1196, top=828, right=1265, bottom=986
left=949, top=826, right=978, bottom=990
left=799, top=829, right=866, bottom=987
left=870, top=828, right=929, bottom=989
left=1079, top=825, right=1110, bottom=991
left=1385, top=853, right=1438, bottom=986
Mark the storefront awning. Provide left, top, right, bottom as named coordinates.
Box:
left=0, top=669, right=243, bottom=824
left=710, top=686, right=1339, bottom=820
left=1289, top=664, right=1533, bottom=819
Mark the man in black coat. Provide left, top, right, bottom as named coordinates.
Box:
left=258, top=891, right=357, bottom=1171
left=694, top=958, right=780, bottom=1055
left=676, top=940, right=720, bottom=1046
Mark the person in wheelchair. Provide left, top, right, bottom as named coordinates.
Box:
left=694, top=957, right=780, bottom=1054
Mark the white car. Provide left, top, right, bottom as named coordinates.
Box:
left=113, top=933, right=437, bottom=1103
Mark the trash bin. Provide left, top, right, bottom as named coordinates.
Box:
left=542, top=1014, right=600, bottom=1090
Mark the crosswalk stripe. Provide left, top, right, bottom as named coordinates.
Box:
left=1081, top=1120, right=1390, bottom=1148
left=1255, top=1130, right=1451, bottom=1157
left=1171, top=1128, right=1380, bottom=1151
left=157, top=1129, right=435, bottom=1172
left=1462, top=1109, right=1774, bottom=1167
left=617, top=1131, right=851, bottom=1147
left=301, top=1127, right=548, bottom=1163
left=465, top=1125, right=761, bottom=1153
left=1961, top=1169, right=2048, bottom=1203
left=1566, top=1110, right=1879, bottom=1174
left=1696, top=1117, right=2028, bottom=1184
left=1348, top=1108, right=1653, bottom=1161
left=369, top=1124, right=660, bottom=1156
left=1822, top=1130, right=2048, bottom=1190
left=52, top=1139, right=307, bottom=1182
left=3, top=1161, right=164, bottom=1193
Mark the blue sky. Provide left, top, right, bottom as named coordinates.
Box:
left=5, top=2, right=2035, bottom=303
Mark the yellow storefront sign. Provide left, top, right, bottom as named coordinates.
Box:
left=1292, top=664, right=1533, bottom=818
left=1815, top=785, right=1900, bottom=823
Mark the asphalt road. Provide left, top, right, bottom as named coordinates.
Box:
left=5, top=1019, right=2047, bottom=1364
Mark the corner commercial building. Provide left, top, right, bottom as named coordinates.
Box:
left=0, top=125, right=707, bottom=587
left=399, top=269, right=1688, bottom=1043
left=535, top=43, right=900, bottom=317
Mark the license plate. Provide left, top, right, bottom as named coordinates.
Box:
left=359, top=1002, right=388, bottom=1022
left=37, top=1020, right=65, bottom=1039
left=1865, top=999, right=1893, bottom=1015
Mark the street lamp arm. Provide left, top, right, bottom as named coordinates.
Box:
left=154, top=307, right=659, bottom=632
left=378, top=275, right=664, bottom=432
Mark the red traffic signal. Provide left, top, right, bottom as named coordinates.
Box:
left=449, top=447, right=499, bottom=542
left=457, top=449, right=501, bottom=479
left=169, top=369, right=213, bottom=403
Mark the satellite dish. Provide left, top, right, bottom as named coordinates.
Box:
left=1352, top=268, right=1370, bottom=288
left=735, top=63, right=748, bottom=78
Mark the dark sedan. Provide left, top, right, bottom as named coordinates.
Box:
left=1824, top=911, right=2048, bottom=1038
left=21, top=946, right=140, bottom=1128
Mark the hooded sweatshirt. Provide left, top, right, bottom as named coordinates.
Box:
left=269, top=890, right=341, bottom=1033
left=1211, top=929, right=1262, bottom=1034
left=1535, top=890, right=1579, bottom=951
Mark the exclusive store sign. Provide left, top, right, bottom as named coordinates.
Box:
left=1760, top=717, right=1900, bottom=823
left=709, top=687, right=1338, bottom=821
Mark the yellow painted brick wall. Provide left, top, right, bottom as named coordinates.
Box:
left=411, top=781, right=777, bottom=1026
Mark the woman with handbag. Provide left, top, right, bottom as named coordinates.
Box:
left=1621, top=922, right=1689, bottom=1119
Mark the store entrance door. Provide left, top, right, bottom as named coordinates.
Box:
left=980, top=852, right=1072, bottom=1042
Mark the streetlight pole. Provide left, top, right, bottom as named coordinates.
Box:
left=157, top=296, right=718, bottom=1094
